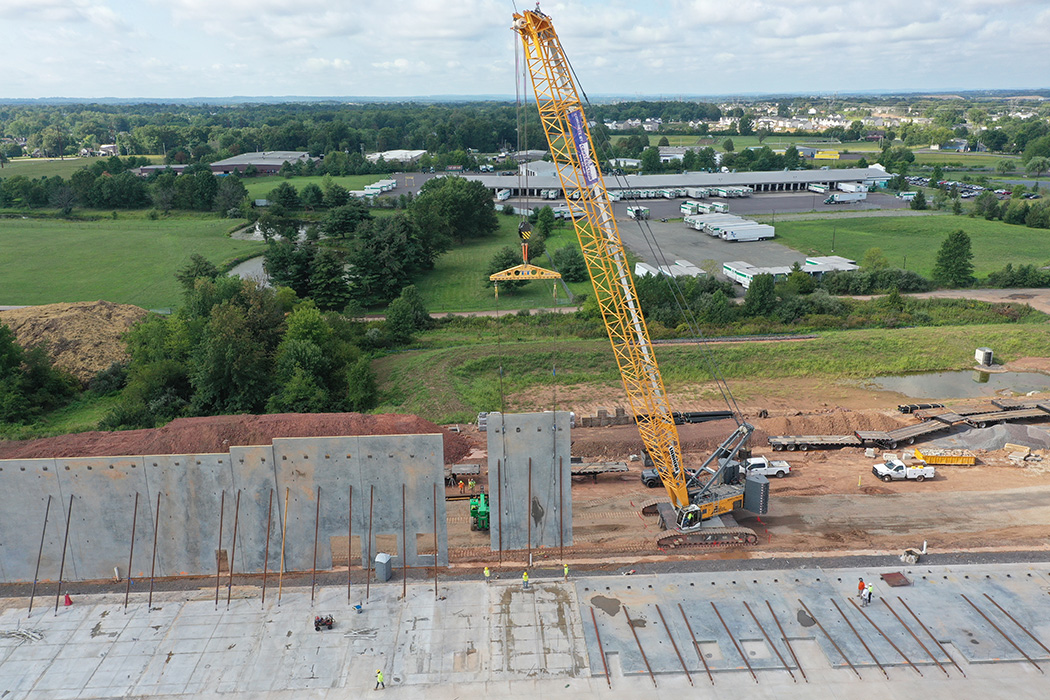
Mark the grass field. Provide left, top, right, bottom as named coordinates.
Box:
left=0, top=215, right=264, bottom=309
left=773, top=215, right=1050, bottom=277
left=373, top=323, right=1050, bottom=422
left=0, top=155, right=163, bottom=180
left=0, top=394, right=119, bottom=441
left=242, top=174, right=391, bottom=200
left=912, top=152, right=1004, bottom=168
left=412, top=215, right=592, bottom=313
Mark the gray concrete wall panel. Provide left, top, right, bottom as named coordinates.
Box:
left=487, top=412, right=572, bottom=551
left=0, top=433, right=446, bottom=583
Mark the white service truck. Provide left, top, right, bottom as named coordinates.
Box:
left=871, top=458, right=935, bottom=482
left=745, top=456, right=791, bottom=478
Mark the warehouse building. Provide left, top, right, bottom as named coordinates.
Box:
left=466, top=166, right=892, bottom=200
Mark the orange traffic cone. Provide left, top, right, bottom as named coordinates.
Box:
left=64, top=593, right=72, bottom=606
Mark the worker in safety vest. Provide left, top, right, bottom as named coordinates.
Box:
left=522, top=570, right=529, bottom=590
left=484, top=566, right=491, bottom=583
left=375, top=668, right=384, bottom=689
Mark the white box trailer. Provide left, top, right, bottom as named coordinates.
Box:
left=496, top=188, right=512, bottom=201
left=838, top=182, right=868, bottom=193
left=540, top=189, right=559, bottom=199
left=698, top=202, right=729, bottom=213
left=627, top=206, right=650, bottom=220
left=807, top=183, right=830, bottom=194
left=661, top=188, right=683, bottom=199
left=680, top=200, right=703, bottom=215
left=685, top=187, right=709, bottom=199
left=721, top=224, right=775, bottom=242
left=824, top=192, right=867, bottom=204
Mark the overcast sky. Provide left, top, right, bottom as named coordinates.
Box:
left=2, top=0, right=1048, bottom=100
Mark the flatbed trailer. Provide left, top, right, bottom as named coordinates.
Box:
left=855, top=420, right=950, bottom=448
left=571, top=462, right=629, bottom=483
left=965, top=407, right=1050, bottom=429
left=768, top=434, right=862, bottom=451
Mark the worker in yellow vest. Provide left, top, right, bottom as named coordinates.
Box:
left=522, top=570, right=529, bottom=590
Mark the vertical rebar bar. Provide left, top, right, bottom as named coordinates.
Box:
left=798, top=599, right=861, bottom=679
left=590, top=606, right=612, bottom=689
left=278, top=486, right=289, bottom=605
left=432, top=482, right=438, bottom=598
left=831, top=598, right=887, bottom=679
left=352, top=484, right=356, bottom=604
left=527, top=457, right=533, bottom=564
left=214, top=490, right=225, bottom=608
left=711, top=602, right=758, bottom=683
left=896, top=597, right=963, bottom=678
left=54, top=494, right=74, bottom=615
left=558, top=455, right=564, bottom=562
left=227, top=490, right=240, bottom=610
left=402, top=483, right=407, bottom=600
left=28, top=494, right=52, bottom=617
left=678, top=603, right=714, bottom=685
left=366, top=485, right=374, bottom=601
left=148, top=492, right=160, bottom=609
left=623, top=605, right=658, bottom=687
left=767, top=601, right=806, bottom=682
left=655, top=604, right=692, bottom=685
left=743, top=601, right=795, bottom=682
left=124, top=492, right=139, bottom=612
left=847, top=598, right=921, bottom=676
left=262, top=489, right=273, bottom=606
left=880, top=598, right=947, bottom=677
left=496, top=458, right=503, bottom=567
left=311, top=486, right=321, bottom=605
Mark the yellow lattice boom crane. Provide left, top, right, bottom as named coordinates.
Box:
left=512, top=7, right=768, bottom=547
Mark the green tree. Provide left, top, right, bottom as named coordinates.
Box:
left=909, top=190, right=928, bottom=210
left=552, top=245, right=588, bottom=282
left=345, top=356, right=378, bottom=412
left=722, top=138, right=735, bottom=153
left=487, top=246, right=527, bottom=292
left=269, top=181, right=300, bottom=209
left=657, top=136, right=670, bottom=147
left=215, top=176, right=247, bottom=213
left=308, top=247, right=352, bottom=311
left=323, top=200, right=372, bottom=238
left=346, top=214, right=429, bottom=305
left=743, top=274, right=776, bottom=316
left=190, top=301, right=273, bottom=414
left=385, top=287, right=430, bottom=345
left=535, top=205, right=556, bottom=240
left=411, top=175, right=497, bottom=246
left=931, top=230, right=975, bottom=288
left=861, top=247, right=889, bottom=270
left=640, top=146, right=661, bottom=173
left=996, top=159, right=1016, bottom=174
left=175, top=253, right=222, bottom=292
left=0, top=324, right=77, bottom=423
left=300, top=182, right=324, bottom=209
left=1026, top=156, right=1050, bottom=178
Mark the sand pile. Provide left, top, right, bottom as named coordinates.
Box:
left=0, top=301, right=148, bottom=382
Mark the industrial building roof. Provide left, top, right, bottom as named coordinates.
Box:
left=210, top=151, right=312, bottom=167
left=465, top=166, right=891, bottom=190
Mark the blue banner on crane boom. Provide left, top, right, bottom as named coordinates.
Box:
left=567, top=108, right=599, bottom=187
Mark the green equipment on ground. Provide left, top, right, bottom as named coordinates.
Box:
left=470, top=492, right=490, bottom=531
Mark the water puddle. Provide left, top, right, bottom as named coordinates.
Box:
left=860, top=371, right=1050, bottom=400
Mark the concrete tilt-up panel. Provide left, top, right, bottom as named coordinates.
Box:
left=487, top=412, right=572, bottom=551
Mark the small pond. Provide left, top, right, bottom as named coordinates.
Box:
left=863, top=370, right=1050, bottom=399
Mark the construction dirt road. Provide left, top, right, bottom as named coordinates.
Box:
left=447, top=379, right=1050, bottom=564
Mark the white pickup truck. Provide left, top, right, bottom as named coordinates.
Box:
left=872, top=458, right=935, bottom=482
left=745, top=456, right=791, bottom=478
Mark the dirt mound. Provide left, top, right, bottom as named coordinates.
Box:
left=0, top=301, right=148, bottom=382
left=0, top=412, right=472, bottom=465
left=753, top=408, right=910, bottom=438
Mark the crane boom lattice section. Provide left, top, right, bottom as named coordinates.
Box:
left=513, top=9, right=688, bottom=508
